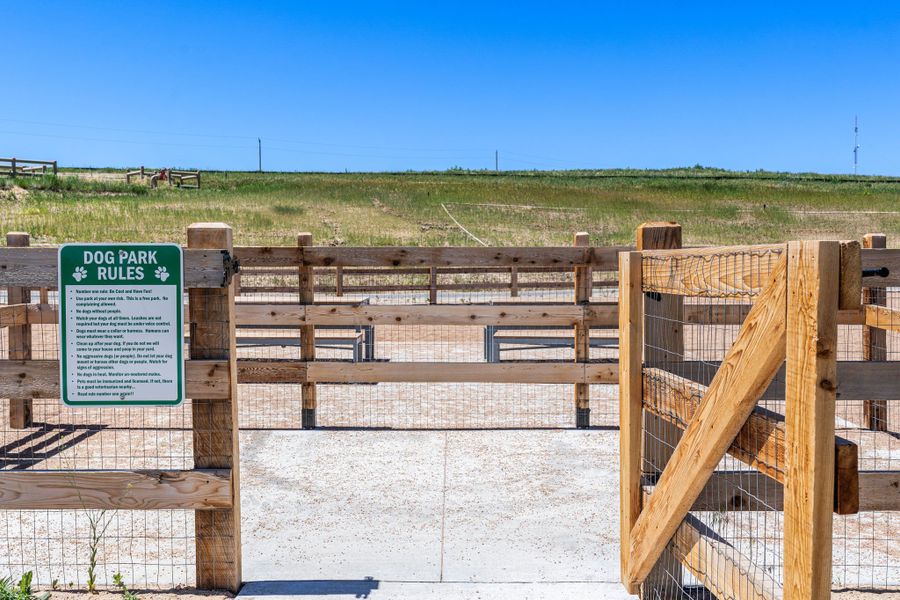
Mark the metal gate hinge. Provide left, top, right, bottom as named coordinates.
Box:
left=221, top=250, right=241, bottom=287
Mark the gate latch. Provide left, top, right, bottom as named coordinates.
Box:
left=862, top=267, right=890, bottom=278
left=222, top=250, right=241, bottom=287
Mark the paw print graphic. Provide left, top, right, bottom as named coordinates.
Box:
left=154, top=266, right=170, bottom=282
left=72, top=266, right=88, bottom=282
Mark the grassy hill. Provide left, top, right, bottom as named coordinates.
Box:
left=2, top=168, right=898, bottom=246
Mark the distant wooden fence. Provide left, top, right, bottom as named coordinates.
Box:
left=0, top=157, right=57, bottom=177
left=126, top=167, right=201, bottom=188
left=619, top=225, right=900, bottom=600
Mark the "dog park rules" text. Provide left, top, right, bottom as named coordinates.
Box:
left=58, top=244, right=184, bottom=406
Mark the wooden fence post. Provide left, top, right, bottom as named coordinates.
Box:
left=862, top=233, right=887, bottom=431
left=299, top=233, right=317, bottom=428
left=187, top=223, right=242, bottom=592
left=7, top=232, right=33, bottom=429
left=52, top=161, right=57, bottom=176
left=618, top=250, right=643, bottom=594
left=429, top=267, right=438, bottom=304
left=784, top=241, right=839, bottom=600
left=510, top=266, right=519, bottom=297
left=635, top=222, right=684, bottom=598
left=335, top=266, right=344, bottom=297
left=574, top=232, right=591, bottom=428
left=10, top=158, right=15, bottom=178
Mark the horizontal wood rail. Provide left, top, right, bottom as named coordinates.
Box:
left=865, top=304, right=900, bottom=332
left=642, top=369, right=860, bottom=514
left=234, top=245, right=630, bottom=268
left=0, top=469, right=232, bottom=510
left=0, top=247, right=231, bottom=288
left=0, top=359, right=230, bottom=399
left=235, top=359, right=616, bottom=384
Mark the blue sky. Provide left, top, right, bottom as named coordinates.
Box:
left=4, top=2, right=900, bottom=174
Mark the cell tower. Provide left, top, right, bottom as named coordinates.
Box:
left=853, top=116, right=859, bottom=175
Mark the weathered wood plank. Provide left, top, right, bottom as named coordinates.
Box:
left=235, top=245, right=629, bottom=268
left=641, top=243, right=786, bottom=297
left=839, top=240, right=862, bottom=311
left=861, top=247, right=900, bottom=287
left=306, top=361, right=616, bottom=384
left=187, top=223, right=242, bottom=593
left=784, top=241, right=839, bottom=600
left=6, top=232, right=32, bottom=428
left=0, top=247, right=228, bottom=288
left=626, top=253, right=788, bottom=588
left=0, top=303, right=56, bottom=327
left=298, top=233, right=317, bottom=429
left=237, top=359, right=307, bottom=384
left=859, top=471, right=900, bottom=512
left=574, top=232, right=592, bottom=428
left=618, top=251, right=643, bottom=594
left=0, top=469, right=232, bottom=510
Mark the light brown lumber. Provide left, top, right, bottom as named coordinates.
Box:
left=305, top=304, right=606, bottom=327
left=682, top=303, right=862, bottom=326
left=298, top=233, right=316, bottom=429
left=187, top=223, right=242, bottom=592
left=0, top=469, right=231, bottom=510
left=235, top=303, right=305, bottom=327
left=306, top=361, right=616, bottom=384
left=618, top=251, right=643, bottom=593
left=7, top=232, right=32, bottom=429
left=783, top=241, right=839, bottom=600
left=0, top=247, right=230, bottom=288
left=865, top=304, right=900, bottom=333
left=0, top=303, right=56, bottom=327
left=574, top=232, right=591, bottom=427
left=237, top=359, right=307, bottom=384
left=861, top=246, right=900, bottom=287
left=0, top=359, right=229, bottom=400
left=863, top=234, right=889, bottom=433
left=636, top=222, right=685, bottom=595
left=625, top=253, right=788, bottom=589
left=641, top=243, right=786, bottom=297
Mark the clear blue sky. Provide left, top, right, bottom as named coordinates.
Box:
left=4, top=1, right=900, bottom=174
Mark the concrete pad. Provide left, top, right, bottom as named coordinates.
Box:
left=441, top=430, right=622, bottom=583
left=239, top=579, right=634, bottom=599
left=240, top=430, right=445, bottom=580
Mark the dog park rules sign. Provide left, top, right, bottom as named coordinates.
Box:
left=58, top=244, right=184, bottom=406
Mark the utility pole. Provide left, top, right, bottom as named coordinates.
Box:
left=495, top=150, right=499, bottom=173
left=258, top=138, right=262, bottom=172
left=853, top=117, right=859, bottom=175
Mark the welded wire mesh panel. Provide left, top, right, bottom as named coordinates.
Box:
left=832, top=285, right=900, bottom=590
left=234, top=250, right=620, bottom=430
left=0, top=280, right=197, bottom=589
left=639, top=246, right=786, bottom=600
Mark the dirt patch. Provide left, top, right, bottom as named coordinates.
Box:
left=42, top=591, right=232, bottom=600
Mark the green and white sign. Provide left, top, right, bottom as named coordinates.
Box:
left=58, top=244, right=184, bottom=406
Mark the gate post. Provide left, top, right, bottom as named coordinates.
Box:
left=635, top=222, right=684, bottom=598
left=7, top=232, right=33, bottom=429
left=573, top=232, right=591, bottom=427
left=298, top=232, right=317, bottom=428
left=784, top=241, right=839, bottom=600
left=187, top=223, right=242, bottom=592
left=862, top=233, right=887, bottom=430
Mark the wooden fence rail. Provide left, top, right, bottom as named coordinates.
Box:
left=0, top=157, right=58, bottom=177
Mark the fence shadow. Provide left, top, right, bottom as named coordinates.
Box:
left=240, top=579, right=380, bottom=598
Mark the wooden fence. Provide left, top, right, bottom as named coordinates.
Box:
left=619, top=224, right=900, bottom=599
left=126, top=167, right=201, bottom=188
left=0, top=223, right=241, bottom=591
left=0, top=157, right=58, bottom=177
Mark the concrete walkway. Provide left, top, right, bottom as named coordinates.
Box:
left=237, top=429, right=635, bottom=600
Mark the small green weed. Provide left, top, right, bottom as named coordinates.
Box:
left=0, top=571, right=50, bottom=600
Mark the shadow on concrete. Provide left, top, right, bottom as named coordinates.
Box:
left=240, top=579, right=380, bottom=598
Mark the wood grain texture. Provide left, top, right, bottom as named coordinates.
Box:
left=7, top=232, right=32, bottom=428
left=839, top=240, right=861, bottom=311
left=783, top=241, right=839, bottom=600
left=298, top=233, right=317, bottom=420
left=237, top=359, right=307, bottom=384
left=865, top=304, right=900, bottom=333
left=618, top=251, right=643, bottom=594
left=626, top=253, right=788, bottom=588
left=641, top=243, right=786, bottom=297
left=859, top=471, right=900, bottom=511
left=0, top=359, right=229, bottom=399
left=235, top=245, right=630, bottom=269
left=0, top=247, right=228, bottom=288
left=187, top=223, right=242, bottom=593
left=573, top=233, right=591, bottom=420
left=0, top=469, right=231, bottom=510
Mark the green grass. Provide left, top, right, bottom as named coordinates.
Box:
left=2, top=168, right=898, bottom=247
